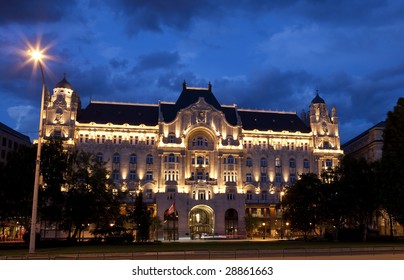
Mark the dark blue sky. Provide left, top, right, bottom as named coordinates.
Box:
left=1, top=0, right=404, bottom=143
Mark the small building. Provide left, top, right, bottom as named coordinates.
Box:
left=0, top=122, right=31, bottom=165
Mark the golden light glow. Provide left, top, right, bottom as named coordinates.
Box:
left=28, top=49, right=44, bottom=62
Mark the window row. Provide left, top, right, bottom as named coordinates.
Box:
left=246, top=157, right=310, bottom=169
left=243, top=141, right=309, bottom=151
left=112, top=170, right=154, bottom=181
left=97, top=153, right=153, bottom=164
left=80, top=135, right=155, bottom=145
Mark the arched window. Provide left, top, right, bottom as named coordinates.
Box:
left=227, top=155, right=234, bottom=164
left=129, top=154, right=137, bottom=164
left=246, top=157, right=253, bottom=167
left=303, top=159, right=310, bottom=169
left=113, top=153, right=120, bottom=163
left=275, top=157, right=281, bottom=167
left=260, top=157, right=267, bottom=167
left=289, top=158, right=296, bottom=168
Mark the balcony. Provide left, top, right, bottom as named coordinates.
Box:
left=185, top=179, right=217, bottom=185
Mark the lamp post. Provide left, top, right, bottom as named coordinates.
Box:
left=28, top=48, right=47, bottom=254
left=262, top=222, right=266, bottom=240
left=280, top=190, right=285, bottom=240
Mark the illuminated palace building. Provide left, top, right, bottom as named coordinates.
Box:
left=43, top=76, right=343, bottom=240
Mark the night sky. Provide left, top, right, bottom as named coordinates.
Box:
left=1, top=0, right=404, bottom=143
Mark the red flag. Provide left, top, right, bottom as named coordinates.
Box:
left=167, top=202, right=176, bottom=215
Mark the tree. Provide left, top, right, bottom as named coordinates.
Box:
left=282, top=173, right=323, bottom=239
left=381, top=98, right=404, bottom=235
left=39, top=140, right=68, bottom=235
left=244, top=215, right=260, bottom=239
left=0, top=145, right=36, bottom=230
left=132, top=191, right=151, bottom=242
left=62, top=150, right=120, bottom=241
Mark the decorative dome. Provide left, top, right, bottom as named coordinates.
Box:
left=56, top=74, right=73, bottom=90
left=311, top=91, right=325, bottom=104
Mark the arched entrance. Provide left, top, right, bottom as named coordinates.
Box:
left=189, top=205, right=214, bottom=239
left=225, top=209, right=238, bottom=238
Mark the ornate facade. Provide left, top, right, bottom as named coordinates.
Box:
left=42, top=77, right=343, bottom=240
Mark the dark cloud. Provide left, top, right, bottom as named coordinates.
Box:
left=132, top=51, right=182, bottom=73
left=0, top=0, right=77, bottom=25
left=109, top=58, right=128, bottom=69
left=105, top=0, right=222, bottom=35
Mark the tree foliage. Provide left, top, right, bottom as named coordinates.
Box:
left=132, top=191, right=151, bottom=242
left=381, top=98, right=404, bottom=227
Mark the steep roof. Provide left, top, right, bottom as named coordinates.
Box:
left=77, top=101, right=159, bottom=126
left=238, top=110, right=311, bottom=132
left=0, top=122, right=31, bottom=143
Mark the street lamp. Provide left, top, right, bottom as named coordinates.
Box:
left=262, top=222, right=266, bottom=240
left=27, top=48, right=47, bottom=254
left=280, top=190, right=285, bottom=240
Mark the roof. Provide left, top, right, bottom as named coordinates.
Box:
left=76, top=85, right=311, bottom=133
left=238, top=110, right=311, bottom=132
left=0, top=122, right=31, bottom=143
left=56, top=75, right=73, bottom=90
left=311, top=92, right=325, bottom=104
left=342, top=121, right=386, bottom=148
left=77, top=101, right=159, bottom=126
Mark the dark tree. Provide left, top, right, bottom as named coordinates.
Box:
left=0, top=145, right=36, bottom=229
left=381, top=98, right=404, bottom=235
left=282, top=173, right=323, bottom=239
left=132, top=191, right=151, bottom=242
left=62, top=150, right=120, bottom=240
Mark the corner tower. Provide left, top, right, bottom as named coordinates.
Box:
left=309, top=91, right=343, bottom=173
left=43, top=74, right=80, bottom=142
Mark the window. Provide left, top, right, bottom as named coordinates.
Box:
left=246, top=191, right=253, bottom=200
left=199, top=191, right=206, bottom=200
left=168, top=135, right=175, bottom=143
left=261, top=191, right=268, bottom=200
left=197, top=172, right=203, bottom=180
left=129, top=171, right=136, bottom=181
left=260, top=173, right=267, bottom=183
left=326, top=159, right=333, bottom=168
left=260, top=157, right=267, bottom=167
left=275, top=157, right=281, bottom=167
left=146, top=154, right=153, bottom=164
left=275, top=173, right=282, bottom=184
left=192, top=136, right=208, bottom=147
left=246, top=157, right=253, bottom=167
left=290, top=174, right=296, bottom=184
left=227, top=189, right=235, bottom=200
left=145, top=189, right=153, bottom=199
left=289, top=158, right=296, bottom=168
left=113, top=153, right=120, bottom=163
left=197, top=156, right=204, bottom=165
left=227, top=155, right=234, bottom=164
left=129, top=154, right=137, bottom=164
left=146, top=171, right=153, bottom=180
left=112, top=170, right=120, bottom=181
left=246, top=173, right=252, bottom=183
left=96, top=153, right=103, bottom=163
left=303, top=159, right=310, bottom=169
left=323, top=141, right=330, bottom=149
left=168, top=153, right=176, bottom=163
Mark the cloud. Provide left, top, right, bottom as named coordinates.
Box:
left=109, top=58, right=128, bottom=69
left=7, top=105, right=35, bottom=131
left=132, top=51, right=182, bottom=73
left=0, top=0, right=77, bottom=25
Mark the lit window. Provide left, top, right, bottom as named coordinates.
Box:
left=275, top=157, right=281, bottom=167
